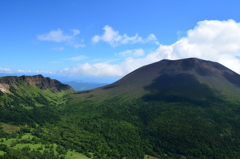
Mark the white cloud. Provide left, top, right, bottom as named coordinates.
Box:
left=18, top=70, right=32, bottom=73
left=145, top=34, right=158, bottom=43
left=92, top=25, right=159, bottom=47
left=65, top=55, right=87, bottom=61
left=59, top=55, right=161, bottom=77
left=61, top=19, right=240, bottom=77
left=52, top=47, right=65, bottom=51
left=67, top=41, right=85, bottom=48
left=38, top=29, right=74, bottom=42
left=0, top=68, right=12, bottom=73
left=17, top=70, right=55, bottom=74
left=37, top=29, right=84, bottom=48
left=72, top=29, right=80, bottom=36
left=60, top=63, right=124, bottom=77
left=157, top=19, right=240, bottom=73
left=117, top=49, right=145, bottom=57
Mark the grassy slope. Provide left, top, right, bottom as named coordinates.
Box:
left=0, top=82, right=72, bottom=108
left=144, top=155, right=159, bottom=159
left=0, top=83, right=91, bottom=158
left=0, top=151, right=4, bottom=155
left=0, top=133, right=90, bottom=159
left=65, top=151, right=90, bottom=159
left=1, top=123, right=21, bottom=133
left=0, top=82, right=86, bottom=158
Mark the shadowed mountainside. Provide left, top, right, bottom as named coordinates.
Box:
left=73, top=58, right=240, bottom=102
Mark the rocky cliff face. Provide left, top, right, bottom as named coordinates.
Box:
left=0, top=74, right=73, bottom=93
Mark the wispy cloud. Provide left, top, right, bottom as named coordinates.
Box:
left=72, top=29, right=80, bottom=36
left=117, top=49, right=145, bottom=57
left=37, top=29, right=84, bottom=48
left=0, top=68, right=12, bottom=73
left=92, top=25, right=159, bottom=47
left=38, top=29, right=76, bottom=42
left=17, top=70, right=55, bottom=74
left=67, top=41, right=85, bottom=48
left=17, top=70, right=32, bottom=73
left=51, top=47, right=65, bottom=51
left=65, top=55, right=87, bottom=61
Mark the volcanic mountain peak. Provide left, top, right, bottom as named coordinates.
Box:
left=117, top=57, right=240, bottom=85
left=75, top=58, right=240, bottom=102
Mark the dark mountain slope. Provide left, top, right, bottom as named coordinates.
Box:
left=74, top=58, right=240, bottom=103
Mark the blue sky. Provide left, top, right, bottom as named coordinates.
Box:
left=1, top=0, right=240, bottom=82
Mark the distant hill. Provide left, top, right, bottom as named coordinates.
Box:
left=63, top=81, right=107, bottom=91
left=0, top=74, right=74, bottom=108
left=0, top=74, right=73, bottom=93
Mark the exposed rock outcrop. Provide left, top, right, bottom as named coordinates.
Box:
left=0, top=74, right=73, bottom=93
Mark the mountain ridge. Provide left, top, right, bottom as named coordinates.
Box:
left=0, top=74, right=74, bottom=109
left=0, top=74, right=73, bottom=94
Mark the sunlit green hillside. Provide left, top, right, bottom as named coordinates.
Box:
left=1, top=58, right=240, bottom=158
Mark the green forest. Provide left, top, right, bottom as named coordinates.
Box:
left=1, top=84, right=240, bottom=159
